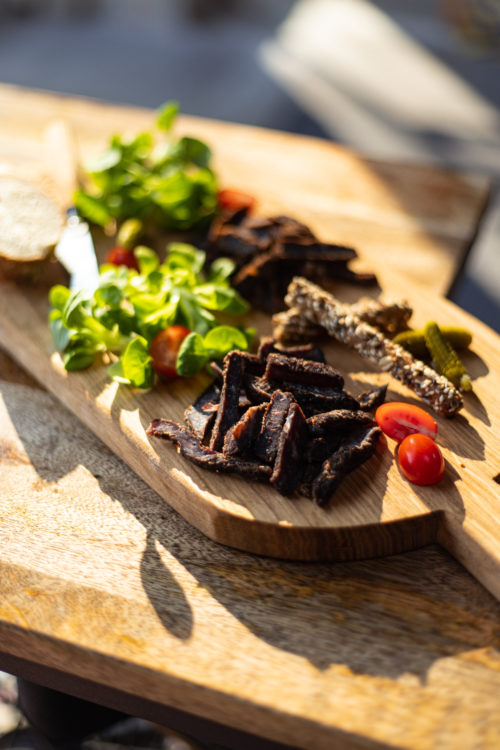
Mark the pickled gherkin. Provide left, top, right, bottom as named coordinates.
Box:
left=424, top=321, right=472, bottom=391
left=393, top=326, right=472, bottom=359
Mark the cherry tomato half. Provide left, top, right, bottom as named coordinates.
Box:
left=375, top=402, right=437, bottom=443
left=397, top=434, right=445, bottom=486
left=105, top=246, right=139, bottom=271
left=217, top=188, right=256, bottom=213
left=150, top=325, right=191, bottom=380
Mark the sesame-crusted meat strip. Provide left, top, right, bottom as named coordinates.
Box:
left=147, top=420, right=272, bottom=482
left=285, top=277, right=463, bottom=417
left=273, top=297, right=412, bottom=345
left=351, top=297, right=413, bottom=335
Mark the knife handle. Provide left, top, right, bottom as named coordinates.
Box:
left=44, top=119, right=82, bottom=208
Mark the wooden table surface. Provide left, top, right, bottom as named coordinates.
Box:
left=0, top=84, right=499, bottom=750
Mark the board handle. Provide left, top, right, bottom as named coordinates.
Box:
left=43, top=119, right=82, bottom=208
left=438, top=493, right=500, bottom=601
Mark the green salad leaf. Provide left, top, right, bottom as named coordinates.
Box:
left=49, top=243, right=252, bottom=388
left=74, top=102, right=218, bottom=232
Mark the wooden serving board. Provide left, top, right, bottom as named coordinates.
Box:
left=0, top=87, right=498, bottom=600
left=0, top=255, right=499, bottom=600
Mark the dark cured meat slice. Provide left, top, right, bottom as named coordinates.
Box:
left=223, top=403, right=267, bottom=457
left=184, top=383, right=220, bottom=443
left=254, top=390, right=294, bottom=464
left=280, top=240, right=357, bottom=263
left=147, top=420, right=271, bottom=481
left=257, top=337, right=326, bottom=363
left=271, top=215, right=316, bottom=241
left=208, top=360, right=224, bottom=382
left=244, top=374, right=273, bottom=404
left=264, top=352, right=344, bottom=389
left=270, top=402, right=308, bottom=496
left=312, top=425, right=381, bottom=506
left=306, top=409, right=375, bottom=439
left=209, top=226, right=267, bottom=261
left=210, top=351, right=245, bottom=452
left=278, top=382, right=360, bottom=415
left=357, top=384, right=388, bottom=411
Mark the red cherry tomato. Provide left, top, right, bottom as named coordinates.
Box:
left=150, top=325, right=191, bottom=380
left=397, top=434, right=445, bottom=486
left=105, top=246, right=139, bottom=271
left=375, top=402, right=437, bottom=443
left=217, top=188, right=256, bottom=213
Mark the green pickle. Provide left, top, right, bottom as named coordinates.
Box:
left=423, top=321, right=472, bottom=391
left=393, top=326, right=472, bottom=359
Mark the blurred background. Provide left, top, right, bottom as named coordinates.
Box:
left=0, top=0, right=499, bottom=330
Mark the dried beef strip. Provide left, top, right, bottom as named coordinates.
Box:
left=270, top=402, right=309, bottom=496
left=208, top=225, right=267, bottom=262
left=184, top=383, right=220, bottom=442
left=357, top=384, right=388, bottom=411
left=280, top=240, right=357, bottom=263
left=147, top=420, right=271, bottom=481
left=257, top=337, right=325, bottom=363
left=311, top=425, right=381, bottom=506
left=210, top=351, right=246, bottom=451
left=254, top=390, right=294, bottom=464
left=244, top=374, right=273, bottom=404
left=279, top=382, right=360, bottom=415
left=306, top=409, right=375, bottom=439
left=285, top=277, right=463, bottom=417
left=264, top=352, right=344, bottom=389
left=223, top=403, right=267, bottom=457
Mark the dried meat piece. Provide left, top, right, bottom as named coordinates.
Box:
left=270, top=402, right=309, bottom=496
left=210, top=351, right=245, bottom=451
left=280, top=240, right=357, bottom=263
left=223, top=403, right=266, bottom=457
left=147, top=420, right=271, bottom=481
left=357, top=384, right=388, bottom=411
left=244, top=374, right=273, bottom=404
left=306, top=409, right=375, bottom=438
left=254, top=390, right=294, bottom=464
left=184, top=383, right=220, bottom=443
left=279, top=382, right=360, bottom=415
left=208, top=225, right=267, bottom=262
left=264, top=352, right=344, bottom=389
left=312, top=425, right=381, bottom=506
left=257, top=336, right=325, bottom=363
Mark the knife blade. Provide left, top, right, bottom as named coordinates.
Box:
left=44, top=120, right=100, bottom=294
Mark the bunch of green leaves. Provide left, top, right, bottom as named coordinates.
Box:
left=74, top=102, right=218, bottom=232
left=49, top=242, right=253, bottom=389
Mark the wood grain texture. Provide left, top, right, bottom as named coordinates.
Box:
left=0, top=85, right=498, bottom=600
left=1, top=377, right=500, bottom=750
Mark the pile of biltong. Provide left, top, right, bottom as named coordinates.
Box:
left=204, top=210, right=377, bottom=313
left=147, top=339, right=385, bottom=506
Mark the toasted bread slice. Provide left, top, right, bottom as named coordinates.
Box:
left=0, top=176, right=64, bottom=280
